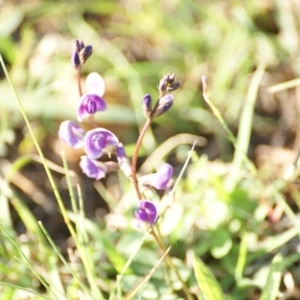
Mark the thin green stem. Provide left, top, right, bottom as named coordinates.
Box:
left=201, top=76, right=257, bottom=175
left=0, top=55, right=77, bottom=231
left=233, top=63, right=265, bottom=169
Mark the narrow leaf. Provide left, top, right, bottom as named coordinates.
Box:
left=193, top=255, right=223, bottom=300
left=260, top=253, right=282, bottom=300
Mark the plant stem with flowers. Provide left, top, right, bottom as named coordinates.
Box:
left=59, top=38, right=193, bottom=299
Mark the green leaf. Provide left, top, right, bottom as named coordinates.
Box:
left=193, top=255, right=224, bottom=300
left=260, top=253, right=282, bottom=300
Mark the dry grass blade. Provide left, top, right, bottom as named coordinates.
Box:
left=123, top=246, right=171, bottom=300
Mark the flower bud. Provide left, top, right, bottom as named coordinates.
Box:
left=158, top=73, right=179, bottom=95
left=71, top=51, right=81, bottom=69
left=135, top=200, right=157, bottom=227
left=142, top=94, right=152, bottom=118
left=73, top=39, right=85, bottom=52
left=79, top=45, right=93, bottom=65
left=158, top=74, right=169, bottom=94
left=166, top=82, right=180, bottom=92
left=168, top=73, right=176, bottom=84
left=153, top=94, right=173, bottom=117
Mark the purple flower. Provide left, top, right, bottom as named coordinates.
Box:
left=83, top=128, right=119, bottom=159
left=79, top=156, right=107, bottom=180
left=139, top=164, right=173, bottom=190
left=77, top=72, right=106, bottom=122
left=135, top=200, right=157, bottom=226
left=58, top=120, right=85, bottom=148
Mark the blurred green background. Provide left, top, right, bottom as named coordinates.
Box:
left=2, top=0, right=299, bottom=154
left=1, top=0, right=300, bottom=299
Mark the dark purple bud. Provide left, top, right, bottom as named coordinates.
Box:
left=80, top=156, right=107, bottom=180
left=166, top=82, right=180, bottom=92
left=73, top=39, right=85, bottom=52
left=84, top=128, right=119, bottom=159
left=142, top=94, right=152, bottom=118
left=158, top=73, right=179, bottom=95
left=135, top=200, right=157, bottom=227
left=158, top=74, right=169, bottom=94
left=168, top=73, right=176, bottom=84
left=116, top=143, right=132, bottom=179
left=79, top=45, right=93, bottom=65
left=153, top=94, right=174, bottom=117
left=58, top=120, right=85, bottom=148
left=71, top=51, right=81, bottom=69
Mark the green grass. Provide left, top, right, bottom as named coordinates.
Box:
left=1, top=0, right=300, bottom=299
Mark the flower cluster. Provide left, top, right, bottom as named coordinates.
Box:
left=59, top=39, right=179, bottom=228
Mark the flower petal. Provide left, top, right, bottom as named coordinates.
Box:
left=139, top=164, right=173, bottom=190
left=86, top=72, right=105, bottom=96
left=77, top=94, right=107, bottom=122
left=79, top=156, right=107, bottom=180
left=84, top=128, right=119, bottom=159
left=135, top=200, right=157, bottom=226
left=149, top=164, right=173, bottom=189
left=58, top=120, right=85, bottom=148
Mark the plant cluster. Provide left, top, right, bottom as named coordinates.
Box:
left=59, top=39, right=180, bottom=228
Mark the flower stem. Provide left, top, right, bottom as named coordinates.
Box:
left=131, top=118, right=152, bottom=200
left=76, top=68, right=83, bottom=97
left=131, top=95, right=162, bottom=201
left=88, top=115, right=98, bottom=128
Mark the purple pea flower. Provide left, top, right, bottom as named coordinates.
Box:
left=79, top=156, right=107, bottom=180
left=84, top=128, right=119, bottom=159
left=135, top=200, right=157, bottom=227
left=58, top=120, right=85, bottom=148
left=139, top=164, right=173, bottom=190
left=77, top=72, right=107, bottom=122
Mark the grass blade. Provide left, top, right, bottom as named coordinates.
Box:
left=260, top=253, right=282, bottom=300
left=193, top=254, right=223, bottom=300
left=124, top=246, right=171, bottom=300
